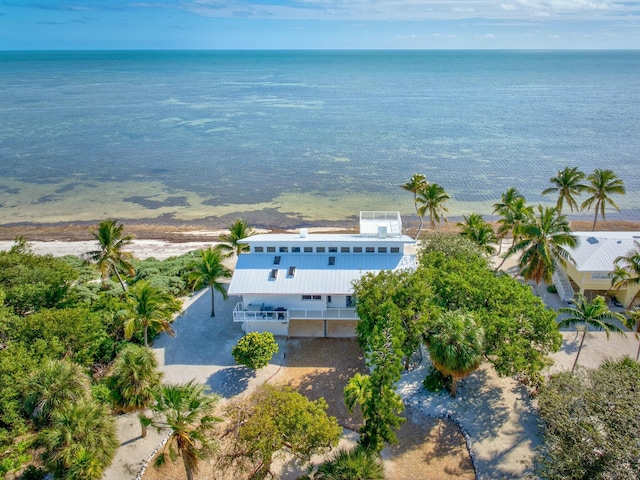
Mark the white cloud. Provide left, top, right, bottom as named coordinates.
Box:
left=500, top=3, right=518, bottom=10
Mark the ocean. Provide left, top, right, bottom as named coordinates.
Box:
left=1, top=50, right=639, bottom=228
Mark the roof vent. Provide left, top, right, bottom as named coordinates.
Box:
left=300, top=228, right=308, bottom=238
left=269, top=269, right=278, bottom=280
left=587, top=237, right=599, bottom=245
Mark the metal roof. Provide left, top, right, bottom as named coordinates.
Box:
left=565, top=232, right=640, bottom=272
left=240, top=233, right=415, bottom=244
left=228, top=253, right=416, bottom=295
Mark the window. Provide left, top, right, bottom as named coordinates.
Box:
left=254, top=246, right=264, bottom=253
left=279, top=246, right=288, bottom=253
left=292, top=247, right=301, bottom=253
left=302, top=295, right=312, bottom=300
left=327, top=295, right=332, bottom=303
left=273, top=256, right=281, bottom=265
left=366, top=246, right=375, bottom=253
left=353, top=247, right=363, bottom=253
left=341, top=247, right=350, bottom=253
left=390, top=247, right=400, bottom=253
left=269, top=269, right=278, bottom=280
left=302, top=295, right=322, bottom=301
left=328, top=256, right=336, bottom=266
left=378, top=247, right=387, bottom=253
left=288, top=266, right=296, bottom=277
left=591, top=271, right=611, bottom=279
left=328, top=246, right=338, bottom=253
left=267, top=246, right=276, bottom=253
left=304, top=247, right=313, bottom=253
left=316, top=247, right=326, bottom=253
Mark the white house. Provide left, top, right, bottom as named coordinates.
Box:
left=227, top=211, right=417, bottom=337
left=555, top=231, right=640, bottom=307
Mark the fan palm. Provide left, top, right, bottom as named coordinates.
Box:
left=108, top=344, right=162, bottom=418
left=315, top=447, right=385, bottom=480
left=218, top=218, right=254, bottom=257
left=87, top=218, right=135, bottom=291
left=146, top=381, right=221, bottom=480
left=123, top=280, right=182, bottom=347
left=425, top=311, right=484, bottom=398
left=612, top=241, right=640, bottom=307
left=507, top=205, right=577, bottom=284
left=188, top=246, right=232, bottom=317
left=457, top=213, right=497, bottom=256
left=23, top=359, right=91, bottom=426
left=558, top=294, right=626, bottom=373
left=541, top=166, right=586, bottom=214
left=417, top=182, right=450, bottom=230
left=401, top=173, right=428, bottom=238
left=581, top=168, right=626, bottom=231
left=39, top=399, right=118, bottom=480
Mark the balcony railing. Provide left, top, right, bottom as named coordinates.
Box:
left=232, top=303, right=359, bottom=322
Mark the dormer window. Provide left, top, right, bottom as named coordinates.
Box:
left=288, top=266, right=296, bottom=277
left=273, top=256, right=281, bottom=265
left=328, top=256, right=336, bottom=266
left=269, top=269, right=278, bottom=280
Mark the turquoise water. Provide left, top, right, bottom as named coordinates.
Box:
left=1, top=50, right=639, bottom=228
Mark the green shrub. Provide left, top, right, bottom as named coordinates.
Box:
left=546, top=284, right=557, bottom=294
left=422, top=365, right=452, bottom=393
left=232, top=332, right=279, bottom=369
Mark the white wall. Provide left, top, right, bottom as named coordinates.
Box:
left=243, top=294, right=327, bottom=310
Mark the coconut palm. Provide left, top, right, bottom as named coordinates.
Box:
left=39, top=399, right=118, bottom=480
left=558, top=294, right=626, bottom=373
left=507, top=205, right=577, bottom=284
left=495, top=197, right=535, bottom=270
left=87, top=218, right=135, bottom=291
left=581, top=168, right=626, bottom=231
left=425, top=311, right=484, bottom=398
left=457, top=213, right=497, bottom=256
left=541, top=166, right=586, bottom=214
left=23, top=359, right=91, bottom=426
left=416, top=182, right=450, bottom=230
left=146, top=381, right=221, bottom=480
left=218, top=218, right=255, bottom=257
left=123, top=280, right=182, bottom=347
left=612, top=240, right=640, bottom=307
left=108, top=344, right=162, bottom=419
left=624, top=308, right=640, bottom=362
left=188, top=246, right=232, bottom=317
left=401, top=173, right=429, bottom=238
left=314, top=447, right=385, bottom=480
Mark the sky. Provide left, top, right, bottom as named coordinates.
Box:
left=1, top=0, right=639, bottom=50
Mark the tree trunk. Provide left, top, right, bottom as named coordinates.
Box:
left=141, top=423, right=147, bottom=438
left=571, top=328, right=588, bottom=374
left=143, top=326, right=149, bottom=348
left=111, top=261, right=128, bottom=292
left=415, top=201, right=424, bottom=239
left=450, top=377, right=457, bottom=398
left=210, top=286, right=216, bottom=317
left=591, top=203, right=600, bottom=231
left=183, top=457, right=194, bottom=480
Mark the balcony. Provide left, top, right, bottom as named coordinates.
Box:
left=232, top=303, right=359, bottom=322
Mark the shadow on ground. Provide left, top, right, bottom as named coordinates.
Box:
left=207, top=366, right=256, bottom=399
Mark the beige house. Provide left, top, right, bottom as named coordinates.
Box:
left=555, top=231, right=640, bottom=308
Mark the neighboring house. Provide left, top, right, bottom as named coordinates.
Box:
left=556, top=231, right=640, bottom=307
left=227, top=211, right=416, bottom=337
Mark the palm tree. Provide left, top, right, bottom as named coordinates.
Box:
left=457, top=213, right=497, bottom=256
left=508, top=205, right=577, bottom=284
left=188, top=246, right=232, bottom=317
left=417, top=182, right=450, bottom=230
left=624, top=308, right=640, bottom=362
left=581, top=168, right=626, bottom=231
left=39, top=399, right=118, bottom=480
left=315, top=447, right=385, bottom=480
left=123, top=280, right=181, bottom=347
left=146, top=381, right=221, bottom=480
left=558, top=294, right=626, bottom=373
left=218, top=218, right=255, bottom=257
left=425, top=311, right=484, bottom=398
left=108, top=344, right=162, bottom=419
left=612, top=240, right=640, bottom=307
left=401, top=173, right=428, bottom=238
left=541, top=166, right=586, bottom=214
left=87, top=218, right=135, bottom=291
left=23, top=359, right=91, bottom=426
left=493, top=188, right=530, bottom=251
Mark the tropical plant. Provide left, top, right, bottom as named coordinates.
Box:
left=39, top=399, right=118, bottom=480
left=457, top=213, right=497, bottom=256
left=424, top=310, right=484, bottom=398
left=558, top=294, right=626, bottom=373
left=218, top=218, right=255, bottom=257
left=231, top=331, right=279, bottom=369
left=314, top=447, right=385, bottom=480
left=146, top=381, right=221, bottom=480
left=541, top=166, right=586, bottom=213
left=581, top=168, right=626, bottom=231
left=123, top=280, right=181, bottom=347
left=401, top=173, right=428, bottom=238
left=188, top=246, right=232, bottom=317
left=23, top=359, right=91, bottom=426
left=416, top=182, right=450, bottom=230
left=507, top=205, right=577, bottom=284
left=625, top=308, right=640, bottom=362
left=612, top=240, right=640, bottom=307
left=108, top=344, right=162, bottom=416
left=86, top=219, right=135, bottom=291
